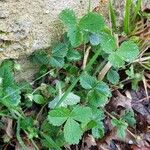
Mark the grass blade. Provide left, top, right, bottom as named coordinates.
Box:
left=123, top=0, right=132, bottom=34
left=109, top=0, right=117, bottom=32
left=133, top=0, right=142, bottom=21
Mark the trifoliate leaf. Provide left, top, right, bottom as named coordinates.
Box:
left=111, top=119, right=128, bottom=139
left=117, top=41, right=139, bottom=62
left=122, top=110, right=136, bottom=127
left=80, top=73, right=97, bottom=89
left=59, top=9, right=77, bottom=27
left=33, top=94, right=45, bottom=104
left=108, top=52, right=125, bottom=68
left=48, top=105, right=92, bottom=144
left=48, top=107, right=70, bottom=126
left=79, top=12, right=105, bottom=33
left=98, top=32, right=117, bottom=53
left=107, top=69, right=120, bottom=84
left=64, top=118, right=82, bottom=144
left=67, top=26, right=83, bottom=47
left=49, top=92, right=80, bottom=109
left=87, top=90, right=108, bottom=107
left=67, top=49, right=82, bottom=61
left=71, top=106, right=92, bottom=123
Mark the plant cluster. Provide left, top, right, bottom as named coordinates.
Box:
left=0, top=0, right=149, bottom=149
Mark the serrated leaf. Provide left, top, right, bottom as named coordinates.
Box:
left=48, top=43, right=68, bottom=68
left=107, top=69, right=120, bottom=84
left=0, top=60, right=14, bottom=87
left=92, top=121, right=104, bottom=139
left=87, top=90, right=108, bottom=107
left=52, top=43, right=68, bottom=57
left=95, top=81, right=111, bottom=97
left=49, top=56, right=65, bottom=68
left=2, top=86, right=21, bottom=107
left=67, top=26, right=83, bottom=47
left=71, top=106, right=92, bottom=123
left=33, top=94, right=45, bottom=104
left=32, top=50, right=49, bottom=65
left=79, top=12, right=105, bottom=33
left=80, top=73, right=97, bottom=89
left=49, top=92, right=80, bottom=109
left=48, top=107, right=70, bottom=126
left=117, top=41, right=139, bottom=62
left=67, top=49, right=82, bottom=61
left=64, top=118, right=82, bottom=144
left=122, top=110, right=136, bottom=127
left=99, top=32, right=117, bottom=53
left=59, top=9, right=77, bottom=27
left=111, top=119, right=128, bottom=139
left=108, top=52, right=125, bottom=68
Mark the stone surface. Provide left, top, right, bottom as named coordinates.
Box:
left=0, top=0, right=149, bottom=81
left=0, top=0, right=99, bottom=61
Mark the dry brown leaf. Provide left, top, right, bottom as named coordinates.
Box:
left=82, top=134, right=98, bottom=150
left=106, top=91, right=132, bottom=112
left=1, top=117, right=13, bottom=139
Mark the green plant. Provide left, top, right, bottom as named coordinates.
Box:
left=0, top=1, right=148, bottom=149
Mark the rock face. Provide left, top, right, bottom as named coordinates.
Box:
left=0, top=0, right=99, bottom=61
left=0, top=0, right=149, bottom=81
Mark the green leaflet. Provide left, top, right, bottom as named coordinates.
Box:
left=80, top=73, right=97, bottom=90
left=87, top=90, right=107, bottom=107
left=0, top=60, right=21, bottom=107
left=0, top=60, right=14, bottom=87
left=108, top=52, right=125, bottom=68
left=33, top=94, right=45, bottom=104
left=64, top=118, right=82, bottom=144
left=49, top=92, right=80, bottom=109
left=98, top=32, right=117, bottom=53
left=91, top=109, right=105, bottom=139
left=117, top=41, right=139, bottom=62
left=59, top=9, right=77, bottom=27
left=48, top=107, right=70, bottom=126
left=111, top=118, right=128, bottom=139
left=67, top=49, right=82, bottom=61
left=107, top=69, right=120, bottom=84
left=79, top=12, right=105, bottom=33
left=67, top=26, right=83, bottom=47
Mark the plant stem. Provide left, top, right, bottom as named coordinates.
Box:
left=55, top=47, right=101, bottom=108
left=16, top=118, right=28, bottom=150
left=98, top=61, right=112, bottom=80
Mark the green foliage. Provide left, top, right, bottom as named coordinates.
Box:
left=0, top=6, right=143, bottom=149
left=123, top=0, right=132, bottom=34
left=80, top=73, right=110, bottom=107
left=79, top=12, right=105, bottom=33
left=111, top=118, right=128, bottom=138
left=109, top=0, right=117, bottom=31
left=107, top=69, right=120, bottom=84
left=0, top=60, right=21, bottom=107
left=59, top=9, right=77, bottom=27
left=108, top=41, right=139, bottom=68
left=49, top=92, right=80, bottom=108
left=122, top=110, right=136, bottom=127
left=48, top=106, right=92, bottom=144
